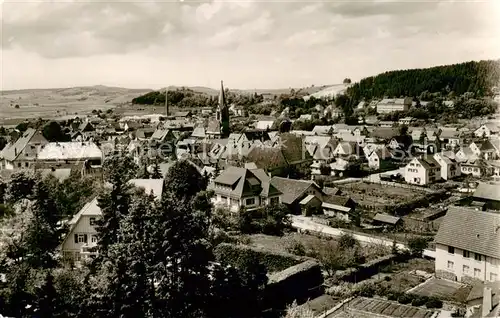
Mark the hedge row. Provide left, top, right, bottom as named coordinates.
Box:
left=213, top=243, right=309, bottom=272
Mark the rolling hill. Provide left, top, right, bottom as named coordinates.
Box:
left=0, top=85, right=152, bottom=121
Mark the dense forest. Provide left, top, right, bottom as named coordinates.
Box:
left=347, top=60, right=500, bottom=102
left=131, top=87, right=265, bottom=110
left=131, top=88, right=219, bottom=108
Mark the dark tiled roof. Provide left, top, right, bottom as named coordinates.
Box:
left=434, top=207, right=500, bottom=259
left=270, top=177, right=321, bottom=205
left=213, top=166, right=280, bottom=198
left=323, top=195, right=352, bottom=207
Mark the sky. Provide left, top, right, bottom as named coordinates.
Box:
left=1, top=0, right=500, bottom=90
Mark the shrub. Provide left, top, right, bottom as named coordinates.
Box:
left=407, top=237, right=429, bottom=257
left=411, top=295, right=428, bottom=307
left=338, top=233, right=358, bottom=250
left=355, top=282, right=376, bottom=297
left=286, top=240, right=306, bottom=257
left=397, top=293, right=413, bottom=304
left=387, top=291, right=402, bottom=301
left=214, top=243, right=305, bottom=272
left=425, top=297, right=443, bottom=309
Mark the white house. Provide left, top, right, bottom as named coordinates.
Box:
left=366, top=147, right=393, bottom=170
left=404, top=156, right=441, bottom=185
left=434, top=206, right=500, bottom=283
left=434, top=152, right=461, bottom=180
left=376, top=98, right=412, bottom=114
left=333, top=141, right=362, bottom=159
left=474, top=123, right=500, bottom=138
left=60, top=179, right=164, bottom=262
left=210, top=166, right=282, bottom=212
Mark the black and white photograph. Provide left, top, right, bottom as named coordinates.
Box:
left=0, top=0, right=500, bottom=317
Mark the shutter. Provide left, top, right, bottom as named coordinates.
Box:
left=74, top=234, right=78, bottom=244
left=84, top=234, right=88, bottom=243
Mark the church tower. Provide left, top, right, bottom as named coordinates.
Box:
left=216, top=80, right=230, bottom=138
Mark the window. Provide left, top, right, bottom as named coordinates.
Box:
left=447, top=261, right=454, bottom=270
left=89, top=218, right=96, bottom=226
left=474, top=268, right=481, bottom=278
left=25, top=162, right=29, bottom=167
left=17, top=163, right=21, bottom=168
left=448, top=246, right=455, bottom=254
left=246, top=198, right=255, bottom=205
left=475, top=253, right=483, bottom=261
left=463, top=265, right=470, bottom=274
left=91, top=235, right=98, bottom=243
left=491, top=273, right=498, bottom=281
left=463, top=250, right=471, bottom=258
left=270, top=197, right=279, bottom=205
left=74, top=234, right=88, bottom=244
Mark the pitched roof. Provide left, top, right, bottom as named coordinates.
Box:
left=37, top=142, right=102, bottom=161
left=192, top=127, right=207, bottom=138
left=1, top=128, right=40, bottom=161
left=270, top=176, right=322, bottom=205
left=213, top=166, right=279, bottom=198
left=373, top=147, right=392, bottom=160
left=435, top=207, right=500, bottom=259
left=312, top=125, right=333, bottom=135
left=473, top=183, right=500, bottom=202
left=373, top=213, right=401, bottom=225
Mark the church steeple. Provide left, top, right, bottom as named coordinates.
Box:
left=216, top=80, right=230, bottom=138
left=219, top=80, right=226, bottom=109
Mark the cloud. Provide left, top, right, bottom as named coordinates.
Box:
left=1, top=0, right=499, bottom=89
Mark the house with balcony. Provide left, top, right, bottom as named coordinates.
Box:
left=434, top=206, right=500, bottom=283
left=60, top=179, right=164, bottom=262
left=210, top=166, right=282, bottom=212
left=404, top=156, right=441, bottom=185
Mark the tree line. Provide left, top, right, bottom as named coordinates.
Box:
left=347, top=60, right=500, bottom=102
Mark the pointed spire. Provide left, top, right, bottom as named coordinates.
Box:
left=219, top=80, right=226, bottom=108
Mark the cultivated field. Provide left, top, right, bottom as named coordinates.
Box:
left=0, top=85, right=152, bottom=123
left=337, top=182, right=426, bottom=207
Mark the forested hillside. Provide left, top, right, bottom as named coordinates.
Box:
left=347, top=60, right=500, bottom=101
left=131, top=88, right=218, bottom=108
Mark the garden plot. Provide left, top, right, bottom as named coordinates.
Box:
left=410, top=277, right=472, bottom=303
left=337, top=182, right=427, bottom=207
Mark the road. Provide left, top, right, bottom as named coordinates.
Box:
left=365, top=167, right=404, bottom=182
left=290, top=215, right=435, bottom=259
